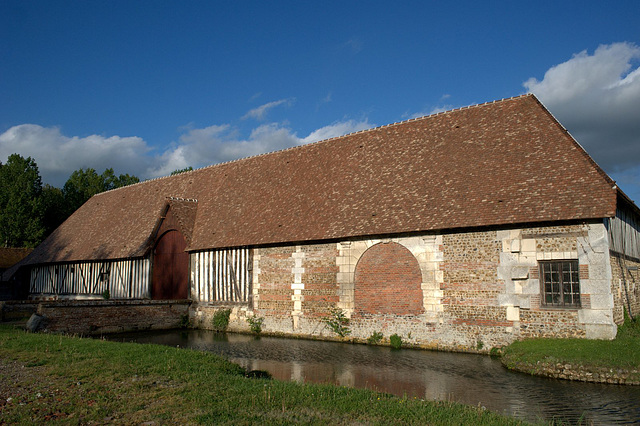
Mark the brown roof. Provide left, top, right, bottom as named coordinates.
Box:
left=14, top=94, right=619, bottom=267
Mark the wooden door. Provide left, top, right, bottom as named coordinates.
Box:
left=152, top=230, right=189, bottom=300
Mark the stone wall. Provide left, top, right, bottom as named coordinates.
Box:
left=439, top=230, right=513, bottom=350
left=497, top=223, right=614, bottom=340
left=36, top=300, right=190, bottom=335
left=189, top=303, right=254, bottom=332
left=610, top=253, right=640, bottom=324
left=0, top=301, right=39, bottom=322
left=240, top=221, right=618, bottom=352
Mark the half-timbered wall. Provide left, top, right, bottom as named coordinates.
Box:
left=29, top=258, right=150, bottom=299
left=191, top=248, right=252, bottom=303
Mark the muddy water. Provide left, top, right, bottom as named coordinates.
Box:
left=105, top=329, right=640, bottom=424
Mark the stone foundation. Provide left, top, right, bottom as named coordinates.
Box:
left=0, top=301, right=39, bottom=322
left=34, top=299, right=190, bottom=335
left=502, top=358, right=640, bottom=385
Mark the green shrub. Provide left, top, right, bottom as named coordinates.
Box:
left=489, top=347, right=502, bottom=357
left=367, top=331, right=383, bottom=345
left=389, top=333, right=402, bottom=349
left=179, top=314, right=190, bottom=329
left=101, top=289, right=110, bottom=299
left=617, top=310, right=640, bottom=339
left=324, top=307, right=351, bottom=337
left=246, top=316, right=264, bottom=335
left=212, top=309, right=231, bottom=332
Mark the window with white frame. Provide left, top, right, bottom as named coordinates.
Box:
left=540, top=260, right=581, bottom=307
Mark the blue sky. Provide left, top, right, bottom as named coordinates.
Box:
left=1, top=1, right=639, bottom=204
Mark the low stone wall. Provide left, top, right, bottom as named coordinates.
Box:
left=501, top=358, right=640, bottom=385
left=189, top=303, right=253, bottom=332
left=35, top=299, right=190, bottom=335
left=0, top=301, right=39, bottom=322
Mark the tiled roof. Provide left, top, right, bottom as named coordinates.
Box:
left=13, top=94, right=619, bottom=267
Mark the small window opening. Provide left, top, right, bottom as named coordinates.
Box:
left=540, top=260, right=581, bottom=308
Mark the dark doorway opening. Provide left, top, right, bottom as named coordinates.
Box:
left=152, top=230, right=189, bottom=300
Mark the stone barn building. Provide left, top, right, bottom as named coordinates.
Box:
left=4, top=94, right=640, bottom=351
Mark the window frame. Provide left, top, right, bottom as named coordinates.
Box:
left=539, top=260, right=581, bottom=308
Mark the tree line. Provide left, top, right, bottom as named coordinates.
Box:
left=0, top=153, right=140, bottom=248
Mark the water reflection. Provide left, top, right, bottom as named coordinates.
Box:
left=105, top=329, right=640, bottom=424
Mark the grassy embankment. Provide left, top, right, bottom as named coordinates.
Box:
left=501, top=316, right=640, bottom=382
left=0, top=325, right=526, bottom=425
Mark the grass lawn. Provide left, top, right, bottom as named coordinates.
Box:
left=0, top=325, right=527, bottom=425
left=501, top=316, right=640, bottom=381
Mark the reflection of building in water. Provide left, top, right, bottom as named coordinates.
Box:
left=108, top=331, right=640, bottom=424
left=291, top=361, right=303, bottom=383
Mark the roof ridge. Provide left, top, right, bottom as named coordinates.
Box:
left=167, top=196, right=198, bottom=203
left=95, top=94, right=533, bottom=197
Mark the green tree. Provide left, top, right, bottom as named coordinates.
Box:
left=0, top=154, right=45, bottom=247
left=62, top=167, right=140, bottom=216
left=41, top=184, right=66, bottom=236
left=171, top=166, right=193, bottom=176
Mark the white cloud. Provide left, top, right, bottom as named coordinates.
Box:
left=523, top=42, right=640, bottom=170
left=407, top=104, right=454, bottom=119
left=524, top=42, right=640, bottom=204
left=301, top=119, right=372, bottom=144
left=0, top=124, right=150, bottom=187
left=0, top=110, right=374, bottom=187
left=404, top=94, right=455, bottom=119
left=341, top=38, right=363, bottom=54
left=151, top=119, right=373, bottom=176
left=242, top=98, right=295, bottom=121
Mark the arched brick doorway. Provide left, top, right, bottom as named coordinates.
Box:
left=152, top=230, right=189, bottom=300
left=354, top=242, right=424, bottom=316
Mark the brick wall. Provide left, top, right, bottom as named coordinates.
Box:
left=254, top=244, right=338, bottom=321
left=354, top=242, right=423, bottom=316
left=300, top=244, right=339, bottom=317
left=255, top=246, right=295, bottom=316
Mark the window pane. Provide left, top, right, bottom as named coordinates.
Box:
left=541, top=260, right=580, bottom=307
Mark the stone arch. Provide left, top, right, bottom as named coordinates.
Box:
left=354, top=242, right=424, bottom=316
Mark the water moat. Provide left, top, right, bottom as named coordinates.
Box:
left=105, top=329, right=640, bottom=424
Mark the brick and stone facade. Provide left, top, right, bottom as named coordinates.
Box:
left=16, top=220, right=634, bottom=352
left=189, top=220, right=619, bottom=352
